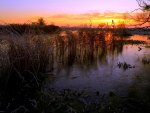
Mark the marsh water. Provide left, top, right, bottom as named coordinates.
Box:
left=0, top=31, right=150, bottom=97
left=47, top=34, right=150, bottom=96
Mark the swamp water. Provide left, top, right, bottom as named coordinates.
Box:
left=1, top=32, right=150, bottom=112
left=47, top=34, right=150, bottom=97
left=0, top=32, right=150, bottom=97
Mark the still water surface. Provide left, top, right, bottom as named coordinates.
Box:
left=48, top=35, right=150, bottom=96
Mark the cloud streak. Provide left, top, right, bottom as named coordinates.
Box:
left=46, top=12, right=133, bottom=26
left=0, top=11, right=134, bottom=26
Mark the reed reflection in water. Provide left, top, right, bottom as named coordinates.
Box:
left=47, top=30, right=150, bottom=95
left=53, top=30, right=125, bottom=69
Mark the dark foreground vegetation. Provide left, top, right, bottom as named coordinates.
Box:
left=0, top=24, right=61, bottom=35
left=0, top=26, right=150, bottom=113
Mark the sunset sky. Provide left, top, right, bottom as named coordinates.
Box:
left=0, top=0, right=140, bottom=26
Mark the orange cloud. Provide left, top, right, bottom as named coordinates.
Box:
left=46, top=12, right=134, bottom=26
left=0, top=12, right=136, bottom=27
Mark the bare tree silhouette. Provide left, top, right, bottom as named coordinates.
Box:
left=136, top=0, right=150, bottom=10
left=133, top=0, right=150, bottom=26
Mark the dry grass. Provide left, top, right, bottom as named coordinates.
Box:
left=0, top=33, right=55, bottom=113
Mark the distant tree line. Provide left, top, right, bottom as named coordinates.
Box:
left=0, top=18, right=61, bottom=35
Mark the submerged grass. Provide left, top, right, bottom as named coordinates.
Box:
left=117, top=62, right=135, bottom=70
left=34, top=88, right=150, bottom=113
left=142, top=57, right=150, bottom=65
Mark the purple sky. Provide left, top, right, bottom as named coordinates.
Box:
left=0, top=0, right=139, bottom=14
left=0, top=0, right=140, bottom=24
